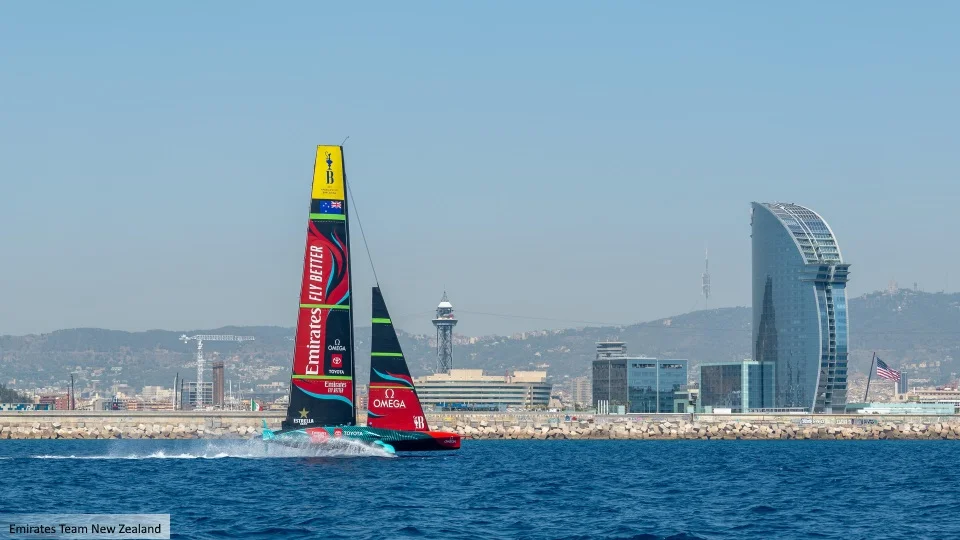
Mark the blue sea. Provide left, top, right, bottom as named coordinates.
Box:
left=0, top=439, right=958, bottom=539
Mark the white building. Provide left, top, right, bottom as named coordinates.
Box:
left=414, top=369, right=552, bottom=411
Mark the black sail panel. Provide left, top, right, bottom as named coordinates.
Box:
left=367, top=287, right=430, bottom=432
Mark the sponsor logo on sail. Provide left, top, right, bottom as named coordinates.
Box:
left=373, top=388, right=407, bottom=409
left=328, top=350, right=345, bottom=374
left=328, top=339, right=347, bottom=352
left=312, top=145, right=345, bottom=200
left=413, top=416, right=425, bottom=429
left=304, top=307, right=324, bottom=375
left=325, top=152, right=335, bottom=184
left=294, top=407, right=315, bottom=426
left=325, top=380, right=348, bottom=394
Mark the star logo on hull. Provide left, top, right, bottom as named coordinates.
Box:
left=299, top=408, right=309, bottom=418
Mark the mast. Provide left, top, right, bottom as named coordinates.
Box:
left=282, top=145, right=356, bottom=430
left=342, top=148, right=357, bottom=421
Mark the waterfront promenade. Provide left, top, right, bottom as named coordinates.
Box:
left=2, top=410, right=960, bottom=440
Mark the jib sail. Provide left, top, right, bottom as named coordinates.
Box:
left=282, top=145, right=356, bottom=430
left=367, top=286, right=430, bottom=432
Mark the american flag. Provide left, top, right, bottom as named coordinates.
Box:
left=876, top=358, right=901, bottom=382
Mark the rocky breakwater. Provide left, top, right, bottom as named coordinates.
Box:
left=0, top=412, right=284, bottom=440
left=430, top=416, right=960, bottom=441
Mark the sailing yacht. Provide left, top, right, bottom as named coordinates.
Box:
left=262, top=145, right=460, bottom=453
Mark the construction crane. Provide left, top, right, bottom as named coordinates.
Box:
left=179, top=334, right=254, bottom=407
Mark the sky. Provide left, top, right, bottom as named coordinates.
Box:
left=1, top=2, right=959, bottom=337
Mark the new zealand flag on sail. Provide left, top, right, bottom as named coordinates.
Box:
left=312, top=200, right=344, bottom=215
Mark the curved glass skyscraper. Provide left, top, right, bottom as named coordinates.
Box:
left=751, top=202, right=850, bottom=413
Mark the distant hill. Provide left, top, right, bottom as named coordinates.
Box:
left=2, top=289, right=959, bottom=391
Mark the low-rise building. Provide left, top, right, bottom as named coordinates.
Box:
left=38, top=395, right=70, bottom=410
left=899, top=387, right=960, bottom=411
left=414, top=369, right=552, bottom=411
left=0, top=403, right=52, bottom=411
left=845, top=402, right=954, bottom=415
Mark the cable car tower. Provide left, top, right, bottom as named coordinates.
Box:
left=179, top=334, right=254, bottom=406
left=432, top=292, right=458, bottom=374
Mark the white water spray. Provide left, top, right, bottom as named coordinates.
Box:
left=27, top=439, right=394, bottom=460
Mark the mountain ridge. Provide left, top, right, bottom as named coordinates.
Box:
left=2, top=289, right=958, bottom=391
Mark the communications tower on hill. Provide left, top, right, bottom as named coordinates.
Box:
left=432, top=292, right=458, bottom=374
left=701, top=247, right=711, bottom=309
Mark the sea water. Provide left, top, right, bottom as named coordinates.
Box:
left=0, top=439, right=958, bottom=539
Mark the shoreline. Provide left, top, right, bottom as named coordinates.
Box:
left=2, top=411, right=960, bottom=440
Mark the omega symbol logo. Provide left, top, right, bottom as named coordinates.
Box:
left=384, top=388, right=395, bottom=399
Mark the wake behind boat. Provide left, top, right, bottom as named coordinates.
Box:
left=262, top=145, right=460, bottom=453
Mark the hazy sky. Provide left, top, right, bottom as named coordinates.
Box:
left=2, top=3, right=959, bottom=337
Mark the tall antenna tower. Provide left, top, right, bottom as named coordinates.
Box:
left=179, top=334, right=254, bottom=407
left=432, top=291, right=458, bottom=374
left=701, top=248, right=711, bottom=309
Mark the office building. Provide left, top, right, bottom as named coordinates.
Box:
left=181, top=382, right=213, bottom=409
left=593, top=354, right=689, bottom=413
left=897, top=372, right=909, bottom=395
left=698, top=361, right=775, bottom=413
left=414, top=369, right=552, bottom=411
left=752, top=202, right=850, bottom=413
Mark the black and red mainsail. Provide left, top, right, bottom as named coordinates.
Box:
left=367, top=287, right=430, bottom=432
left=282, top=145, right=356, bottom=430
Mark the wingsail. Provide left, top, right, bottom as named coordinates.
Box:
left=367, top=287, right=430, bottom=432
left=282, top=146, right=356, bottom=430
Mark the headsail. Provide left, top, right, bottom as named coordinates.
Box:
left=283, top=145, right=356, bottom=430
left=367, top=286, right=430, bottom=432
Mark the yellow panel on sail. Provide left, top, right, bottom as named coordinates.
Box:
left=312, top=145, right=345, bottom=201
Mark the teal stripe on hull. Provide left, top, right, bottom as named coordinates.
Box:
left=264, top=425, right=460, bottom=452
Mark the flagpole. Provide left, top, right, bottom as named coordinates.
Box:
left=863, top=351, right=876, bottom=402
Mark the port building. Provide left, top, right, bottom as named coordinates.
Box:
left=414, top=369, right=552, bottom=411
left=752, top=202, right=850, bottom=413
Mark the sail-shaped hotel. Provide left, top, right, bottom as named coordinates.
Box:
left=751, top=203, right=850, bottom=413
